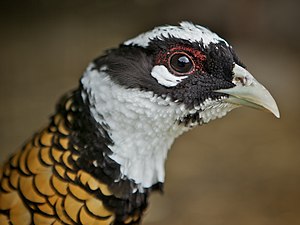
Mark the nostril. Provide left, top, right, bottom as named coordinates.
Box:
left=233, top=76, right=247, bottom=86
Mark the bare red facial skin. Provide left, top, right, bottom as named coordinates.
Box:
left=155, top=45, right=206, bottom=75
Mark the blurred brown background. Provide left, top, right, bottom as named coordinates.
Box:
left=0, top=0, right=299, bottom=224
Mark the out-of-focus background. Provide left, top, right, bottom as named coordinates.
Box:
left=0, top=0, right=299, bottom=224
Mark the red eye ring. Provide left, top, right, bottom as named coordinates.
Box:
left=168, top=51, right=195, bottom=76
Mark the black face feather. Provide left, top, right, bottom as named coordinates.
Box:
left=93, top=37, right=243, bottom=111
left=93, top=46, right=163, bottom=93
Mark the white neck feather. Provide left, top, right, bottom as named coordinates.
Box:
left=81, top=64, right=189, bottom=189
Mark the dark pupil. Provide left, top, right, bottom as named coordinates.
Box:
left=170, top=54, right=193, bottom=73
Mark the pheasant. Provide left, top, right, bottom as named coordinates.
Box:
left=0, top=22, right=279, bottom=225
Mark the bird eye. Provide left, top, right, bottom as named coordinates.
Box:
left=169, top=52, right=194, bottom=75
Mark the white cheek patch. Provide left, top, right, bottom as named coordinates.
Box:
left=81, top=65, right=189, bottom=189
left=151, top=65, right=188, bottom=87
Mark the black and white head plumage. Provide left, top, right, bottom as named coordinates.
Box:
left=90, top=22, right=246, bottom=126
left=80, top=22, right=279, bottom=190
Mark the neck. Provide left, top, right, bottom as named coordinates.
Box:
left=56, top=88, right=150, bottom=221
left=81, top=64, right=188, bottom=190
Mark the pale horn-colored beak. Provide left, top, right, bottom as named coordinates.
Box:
left=215, top=64, right=280, bottom=118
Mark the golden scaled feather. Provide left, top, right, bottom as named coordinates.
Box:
left=0, top=97, right=140, bottom=225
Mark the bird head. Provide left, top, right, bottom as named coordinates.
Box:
left=80, top=22, right=279, bottom=189
left=87, top=22, right=279, bottom=127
